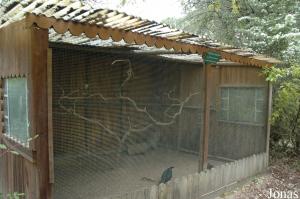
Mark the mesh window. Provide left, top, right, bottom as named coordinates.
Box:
left=219, top=87, right=267, bottom=124
left=3, top=78, right=29, bottom=146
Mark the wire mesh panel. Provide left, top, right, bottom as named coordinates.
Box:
left=52, top=45, right=204, bottom=198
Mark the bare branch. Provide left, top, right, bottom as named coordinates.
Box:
left=112, top=59, right=134, bottom=88
left=58, top=59, right=201, bottom=153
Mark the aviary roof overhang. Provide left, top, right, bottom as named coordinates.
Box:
left=0, top=0, right=281, bottom=67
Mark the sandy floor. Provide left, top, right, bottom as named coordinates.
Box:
left=54, top=148, right=226, bottom=199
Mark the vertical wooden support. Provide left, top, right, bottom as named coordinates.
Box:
left=29, top=26, right=52, bottom=198
left=0, top=79, right=3, bottom=135
left=0, top=79, right=3, bottom=194
left=47, top=48, right=54, bottom=186
left=266, top=82, right=273, bottom=164
left=199, top=63, right=211, bottom=172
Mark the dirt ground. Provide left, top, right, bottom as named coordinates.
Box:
left=54, top=148, right=226, bottom=199
left=215, top=157, right=300, bottom=199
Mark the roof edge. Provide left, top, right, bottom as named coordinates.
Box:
left=24, top=13, right=281, bottom=67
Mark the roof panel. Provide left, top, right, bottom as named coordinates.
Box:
left=0, top=0, right=281, bottom=67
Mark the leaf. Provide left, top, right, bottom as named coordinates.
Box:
left=232, top=0, right=240, bottom=14
left=0, top=144, right=7, bottom=150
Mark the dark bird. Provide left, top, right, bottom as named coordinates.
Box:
left=159, top=166, right=174, bottom=184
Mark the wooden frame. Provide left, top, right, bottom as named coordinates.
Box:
left=29, top=25, right=52, bottom=199
left=1, top=76, right=35, bottom=162
left=266, top=82, right=273, bottom=163
left=1, top=137, right=34, bottom=163
left=0, top=79, right=3, bottom=136
left=47, top=48, right=54, bottom=185
left=199, top=63, right=212, bottom=171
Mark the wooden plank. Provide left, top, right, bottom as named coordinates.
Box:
left=0, top=79, right=3, bottom=194
left=0, top=79, right=3, bottom=136
left=47, top=48, right=54, bottom=185
left=186, top=175, right=193, bottom=199
left=219, top=66, right=266, bottom=86
left=179, top=176, right=188, bottom=199
left=0, top=19, right=30, bottom=77
left=2, top=136, right=34, bottom=163
left=199, top=63, right=212, bottom=171
left=191, top=173, right=199, bottom=198
left=149, top=185, right=158, bottom=199
left=158, top=183, right=167, bottom=199
left=266, top=83, right=273, bottom=164
left=29, top=25, right=52, bottom=199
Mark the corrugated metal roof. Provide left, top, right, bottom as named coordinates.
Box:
left=0, top=0, right=281, bottom=67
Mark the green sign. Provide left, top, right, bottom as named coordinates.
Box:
left=203, top=52, right=221, bottom=64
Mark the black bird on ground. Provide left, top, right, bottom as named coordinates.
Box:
left=159, top=166, right=174, bottom=184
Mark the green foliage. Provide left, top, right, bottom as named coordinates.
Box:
left=6, top=192, right=25, bottom=199
left=235, top=0, right=300, bottom=62
left=1, top=192, right=25, bottom=199
left=208, top=0, right=222, bottom=12
left=264, top=64, right=300, bottom=156
left=167, top=0, right=300, bottom=63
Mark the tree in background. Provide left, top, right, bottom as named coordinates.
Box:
left=165, top=0, right=299, bottom=62
left=164, top=0, right=300, bottom=155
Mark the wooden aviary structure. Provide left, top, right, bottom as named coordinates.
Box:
left=0, top=1, right=280, bottom=199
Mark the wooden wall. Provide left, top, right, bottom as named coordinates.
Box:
left=0, top=21, right=31, bottom=77
left=0, top=20, right=52, bottom=198
left=51, top=46, right=203, bottom=164
left=208, top=65, right=268, bottom=159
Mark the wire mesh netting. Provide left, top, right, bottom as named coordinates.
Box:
left=52, top=46, right=207, bottom=198
left=51, top=44, right=269, bottom=199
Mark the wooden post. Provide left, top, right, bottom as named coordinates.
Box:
left=266, top=82, right=273, bottom=164
left=0, top=79, right=3, bottom=194
left=199, top=63, right=211, bottom=172
left=0, top=79, right=3, bottom=136
left=47, top=48, right=54, bottom=187
left=29, top=26, right=52, bottom=199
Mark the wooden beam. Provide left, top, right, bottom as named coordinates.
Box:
left=29, top=25, right=52, bottom=199
left=49, top=42, right=183, bottom=55
left=199, top=63, right=212, bottom=172
left=266, top=82, right=273, bottom=164
left=2, top=137, right=35, bottom=163
left=0, top=79, right=3, bottom=136
left=47, top=48, right=54, bottom=186
left=0, top=78, right=4, bottom=194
